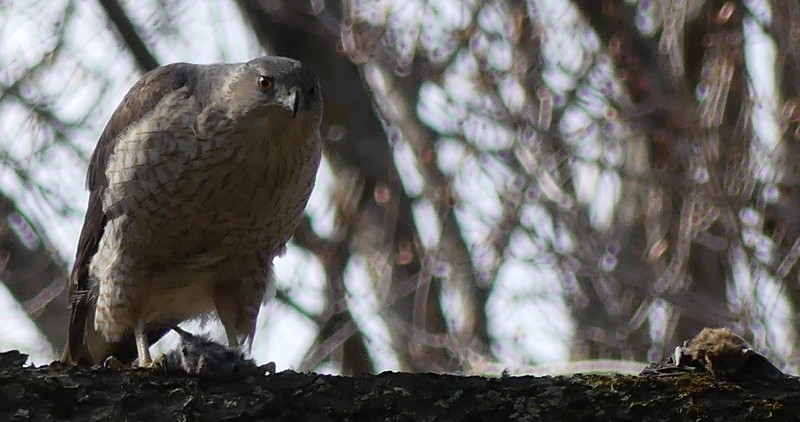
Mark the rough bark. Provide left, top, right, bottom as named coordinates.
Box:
left=0, top=350, right=797, bottom=421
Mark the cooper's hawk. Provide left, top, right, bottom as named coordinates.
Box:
left=61, top=57, right=322, bottom=366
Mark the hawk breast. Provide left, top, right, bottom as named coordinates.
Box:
left=101, top=91, right=321, bottom=266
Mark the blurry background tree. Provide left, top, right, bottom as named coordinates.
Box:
left=1, top=0, right=798, bottom=375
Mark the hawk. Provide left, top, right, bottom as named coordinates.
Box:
left=62, top=57, right=322, bottom=366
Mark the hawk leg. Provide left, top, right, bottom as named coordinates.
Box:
left=217, top=300, right=243, bottom=352
left=135, top=320, right=153, bottom=367
left=223, top=325, right=240, bottom=353
left=213, top=284, right=260, bottom=354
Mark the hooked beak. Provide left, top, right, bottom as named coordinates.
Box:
left=279, top=86, right=302, bottom=118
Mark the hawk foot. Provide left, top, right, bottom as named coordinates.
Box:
left=103, top=356, right=126, bottom=370
left=152, top=353, right=169, bottom=372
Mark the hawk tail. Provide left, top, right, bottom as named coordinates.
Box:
left=61, top=290, right=170, bottom=365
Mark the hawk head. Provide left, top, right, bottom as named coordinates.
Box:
left=203, top=56, right=322, bottom=132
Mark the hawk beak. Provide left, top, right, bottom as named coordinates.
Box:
left=279, top=86, right=302, bottom=118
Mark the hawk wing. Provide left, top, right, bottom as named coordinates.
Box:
left=62, top=63, right=199, bottom=364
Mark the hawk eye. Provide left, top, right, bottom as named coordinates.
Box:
left=308, top=85, right=317, bottom=97
left=257, top=76, right=275, bottom=92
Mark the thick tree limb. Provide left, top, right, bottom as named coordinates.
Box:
left=1, top=351, right=798, bottom=421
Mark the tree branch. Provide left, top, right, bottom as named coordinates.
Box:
left=1, top=352, right=798, bottom=420
left=96, top=0, right=159, bottom=73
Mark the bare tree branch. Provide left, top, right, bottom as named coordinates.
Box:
left=97, top=0, right=159, bottom=73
